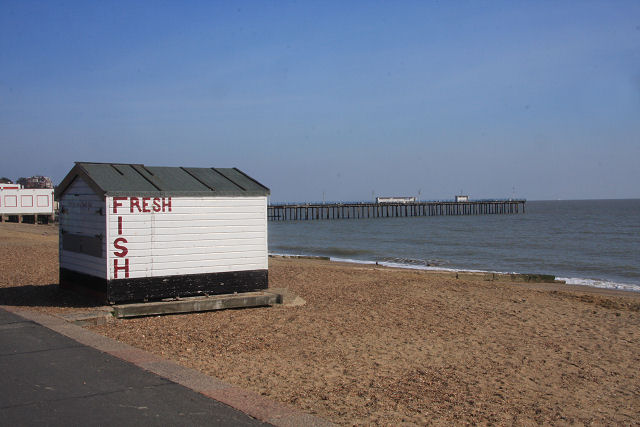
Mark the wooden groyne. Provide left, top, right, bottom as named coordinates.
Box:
left=268, top=200, right=526, bottom=221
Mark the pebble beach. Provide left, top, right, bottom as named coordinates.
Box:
left=1, top=223, right=639, bottom=425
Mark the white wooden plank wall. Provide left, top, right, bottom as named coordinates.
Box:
left=59, top=178, right=106, bottom=278
left=106, top=196, right=268, bottom=279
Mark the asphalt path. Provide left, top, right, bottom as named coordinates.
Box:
left=0, top=308, right=269, bottom=426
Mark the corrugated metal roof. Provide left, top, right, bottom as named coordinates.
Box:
left=56, top=162, right=270, bottom=198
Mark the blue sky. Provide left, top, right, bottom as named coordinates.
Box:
left=1, top=1, right=639, bottom=201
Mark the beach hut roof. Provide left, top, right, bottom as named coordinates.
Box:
left=56, top=162, right=270, bottom=198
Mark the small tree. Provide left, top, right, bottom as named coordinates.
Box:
left=0, top=177, right=12, bottom=184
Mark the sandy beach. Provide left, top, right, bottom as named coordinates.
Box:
left=1, top=222, right=639, bottom=425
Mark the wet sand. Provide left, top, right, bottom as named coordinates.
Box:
left=1, top=223, right=639, bottom=425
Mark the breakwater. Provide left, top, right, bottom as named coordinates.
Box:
left=268, top=200, right=526, bottom=221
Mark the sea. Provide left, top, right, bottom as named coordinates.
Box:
left=268, top=199, right=640, bottom=292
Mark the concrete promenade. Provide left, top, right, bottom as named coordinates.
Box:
left=0, top=307, right=332, bottom=427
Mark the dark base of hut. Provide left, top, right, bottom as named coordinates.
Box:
left=59, top=268, right=268, bottom=304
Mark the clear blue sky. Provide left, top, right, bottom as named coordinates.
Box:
left=1, top=1, right=639, bottom=201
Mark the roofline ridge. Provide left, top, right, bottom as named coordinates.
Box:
left=75, top=161, right=146, bottom=166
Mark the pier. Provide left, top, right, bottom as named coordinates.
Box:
left=268, top=200, right=526, bottom=221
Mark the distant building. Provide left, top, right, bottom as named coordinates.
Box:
left=455, top=195, right=469, bottom=202
left=376, top=196, right=416, bottom=204
left=0, top=183, right=55, bottom=222
left=17, top=176, right=53, bottom=189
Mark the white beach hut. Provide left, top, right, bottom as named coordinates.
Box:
left=55, top=162, right=270, bottom=304
left=0, top=183, right=55, bottom=223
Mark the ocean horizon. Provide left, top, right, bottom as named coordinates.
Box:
left=268, top=199, right=640, bottom=292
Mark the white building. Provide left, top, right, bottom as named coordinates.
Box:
left=376, top=196, right=417, bottom=204
left=0, top=183, right=55, bottom=222
left=56, top=162, right=270, bottom=303
left=455, top=195, right=469, bottom=202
